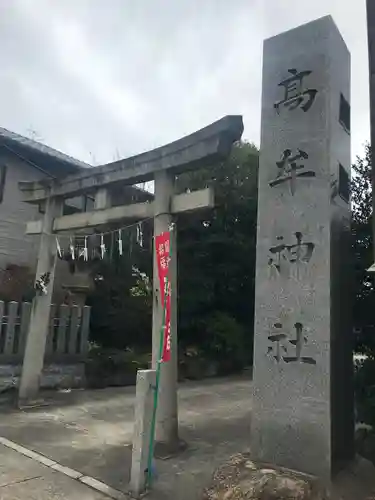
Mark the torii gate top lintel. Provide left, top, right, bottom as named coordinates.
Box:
left=19, top=115, right=243, bottom=204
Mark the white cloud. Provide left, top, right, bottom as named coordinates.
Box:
left=0, top=0, right=370, bottom=163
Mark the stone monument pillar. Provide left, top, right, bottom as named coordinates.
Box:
left=251, top=16, right=354, bottom=479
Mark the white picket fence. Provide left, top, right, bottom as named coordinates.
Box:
left=0, top=302, right=90, bottom=363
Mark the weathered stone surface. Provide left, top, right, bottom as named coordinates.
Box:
left=130, top=369, right=156, bottom=497
left=0, top=363, right=85, bottom=390
left=19, top=115, right=244, bottom=202
left=251, top=15, right=353, bottom=479
left=203, top=453, right=330, bottom=500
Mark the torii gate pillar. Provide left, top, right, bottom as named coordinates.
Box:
left=152, top=170, right=179, bottom=450
left=18, top=194, right=63, bottom=406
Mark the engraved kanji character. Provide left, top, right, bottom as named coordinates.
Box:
left=269, top=149, right=315, bottom=195
left=268, top=232, right=315, bottom=274
left=274, top=68, right=318, bottom=114
left=283, top=322, right=316, bottom=364
left=267, top=322, right=288, bottom=362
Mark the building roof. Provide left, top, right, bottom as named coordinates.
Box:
left=0, top=126, right=153, bottom=201
left=0, top=127, right=91, bottom=176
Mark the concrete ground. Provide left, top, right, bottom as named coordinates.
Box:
left=0, top=442, right=109, bottom=499
left=0, top=375, right=252, bottom=500
left=0, top=375, right=374, bottom=500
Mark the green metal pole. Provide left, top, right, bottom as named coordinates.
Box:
left=146, top=229, right=173, bottom=487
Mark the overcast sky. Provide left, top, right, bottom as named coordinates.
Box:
left=0, top=0, right=369, bottom=165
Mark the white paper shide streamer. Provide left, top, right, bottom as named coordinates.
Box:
left=78, top=236, right=88, bottom=261
left=137, top=222, right=143, bottom=248
left=84, top=236, right=88, bottom=261
left=52, top=217, right=151, bottom=263
left=56, top=237, right=62, bottom=259
left=118, top=230, right=123, bottom=256
left=100, top=234, right=106, bottom=260
left=69, top=237, right=75, bottom=260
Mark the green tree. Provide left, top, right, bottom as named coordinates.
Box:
left=351, top=145, right=375, bottom=427
left=87, top=141, right=259, bottom=372
left=86, top=224, right=153, bottom=352
left=176, top=141, right=259, bottom=368
left=352, top=144, right=375, bottom=354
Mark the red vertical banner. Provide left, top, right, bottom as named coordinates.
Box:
left=155, top=231, right=171, bottom=362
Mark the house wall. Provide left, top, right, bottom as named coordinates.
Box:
left=0, top=151, right=153, bottom=304
left=0, top=151, right=76, bottom=302
left=0, top=151, right=43, bottom=271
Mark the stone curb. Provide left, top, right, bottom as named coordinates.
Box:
left=0, top=436, right=130, bottom=499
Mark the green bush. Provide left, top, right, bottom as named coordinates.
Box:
left=85, top=346, right=151, bottom=388
left=201, top=311, right=248, bottom=374
left=355, top=357, right=375, bottom=425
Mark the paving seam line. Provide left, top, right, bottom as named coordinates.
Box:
left=0, top=475, right=43, bottom=489
left=0, top=436, right=130, bottom=499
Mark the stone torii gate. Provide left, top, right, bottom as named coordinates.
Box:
left=18, top=115, right=243, bottom=449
